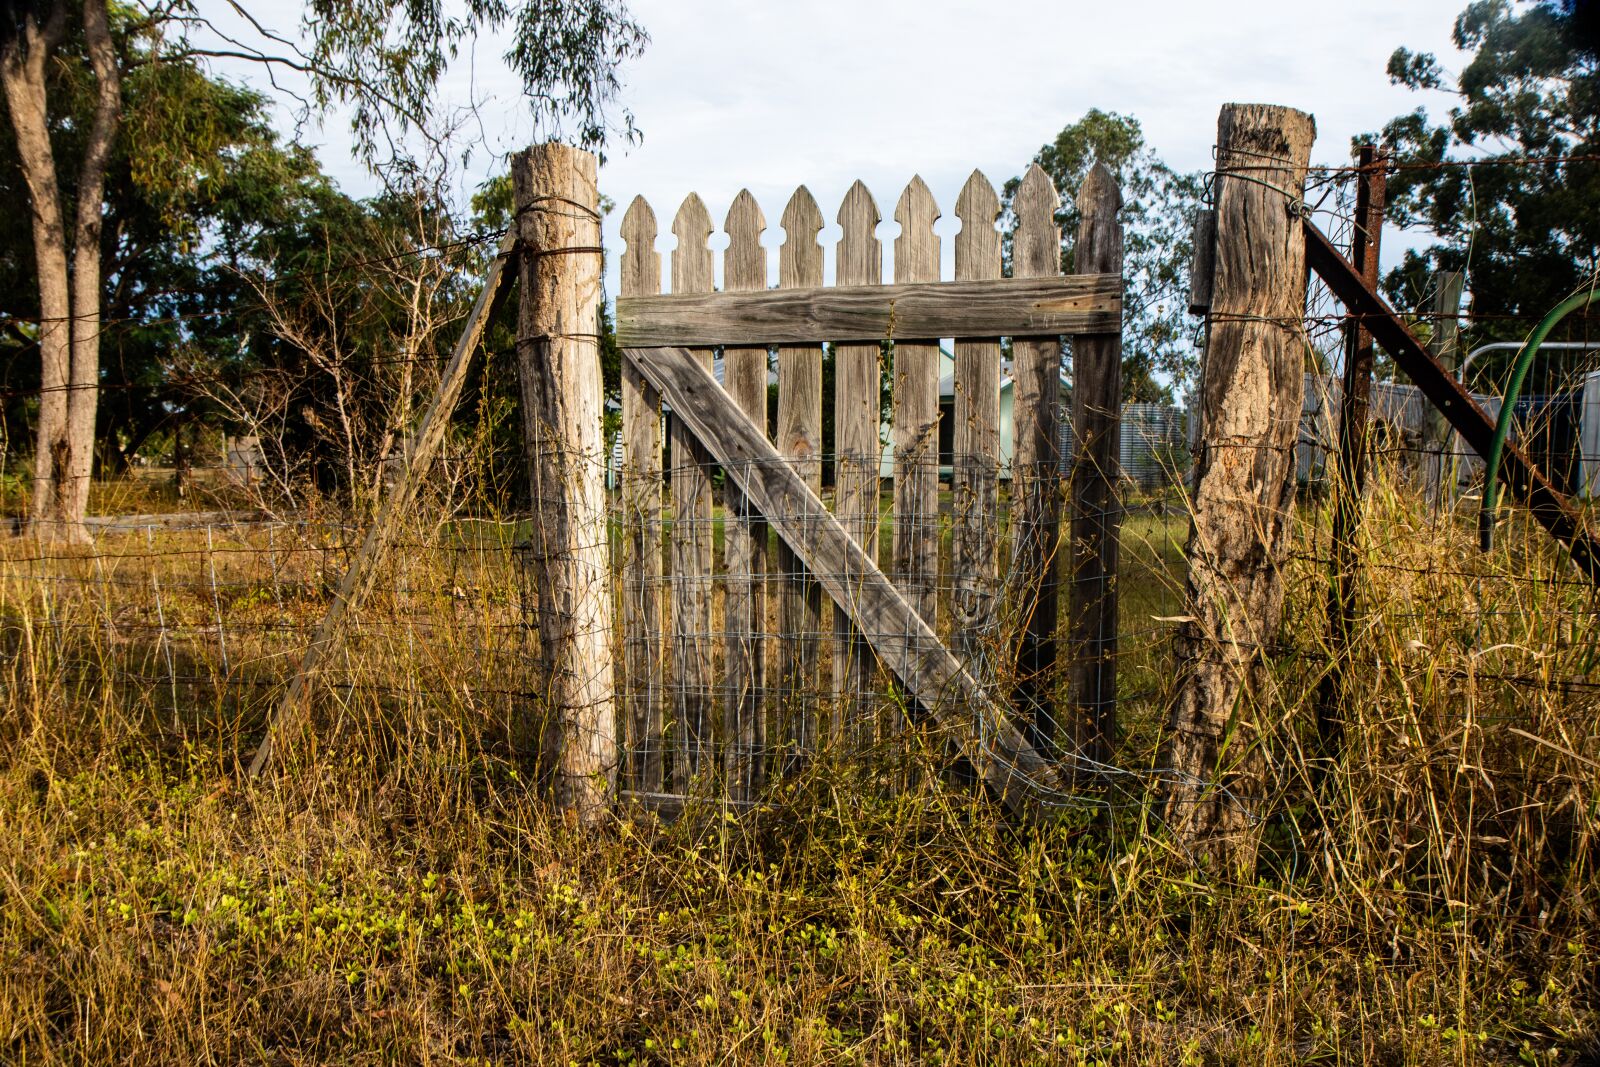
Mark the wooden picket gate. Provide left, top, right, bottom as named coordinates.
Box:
left=606, top=164, right=1125, bottom=815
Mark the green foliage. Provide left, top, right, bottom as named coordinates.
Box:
left=301, top=0, right=649, bottom=158
left=0, top=12, right=326, bottom=473
left=2, top=479, right=1599, bottom=1062
left=1371, top=0, right=1600, bottom=388
left=1005, top=110, right=1204, bottom=403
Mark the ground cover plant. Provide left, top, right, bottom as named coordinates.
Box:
left=0, top=466, right=1596, bottom=1065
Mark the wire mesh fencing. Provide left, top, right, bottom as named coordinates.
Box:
left=1, top=401, right=1596, bottom=841
left=0, top=440, right=1200, bottom=805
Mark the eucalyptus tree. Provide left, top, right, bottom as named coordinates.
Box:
left=1005, top=109, right=1203, bottom=403
left=1, top=0, right=646, bottom=540
left=1371, top=0, right=1599, bottom=388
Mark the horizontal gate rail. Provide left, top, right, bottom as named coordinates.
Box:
left=615, top=273, right=1120, bottom=346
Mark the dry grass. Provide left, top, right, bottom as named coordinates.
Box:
left=0, top=468, right=1597, bottom=1064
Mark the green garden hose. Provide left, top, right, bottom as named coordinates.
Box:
left=1479, top=286, right=1600, bottom=551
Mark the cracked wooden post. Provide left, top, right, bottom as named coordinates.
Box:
left=1164, top=104, right=1315, bottom=869
left=513, top=143, right=617, bottom=822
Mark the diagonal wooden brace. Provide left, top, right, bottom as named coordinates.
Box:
left=1303, top=221, right=1599, bottom=582
left=622, top=345, right=1065, bottom=817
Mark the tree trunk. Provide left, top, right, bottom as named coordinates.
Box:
left=1, top=2, right=119, bottom=543
left=1164, top=104, right=1315, bottom=872
left=66, top=0, right=121, bottom=529
left=1, top=9, right=73, bottom=540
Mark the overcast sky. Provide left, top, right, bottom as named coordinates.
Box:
left=224, top=0, right=1471, bottom=293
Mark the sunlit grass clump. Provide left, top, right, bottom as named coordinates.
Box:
left=0, top=467, right=1596, bottom=1064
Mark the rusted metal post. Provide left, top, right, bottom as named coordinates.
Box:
left=1317, top=144, right=1386, bottom=759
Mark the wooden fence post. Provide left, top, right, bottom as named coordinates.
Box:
left=833, top=182, right=884, bottom=737
left=891, top=176, right=942, bottom=774
left=951, top=171, right=1003, bottom=670
left=513, top=143, right=617, bottom=822
left=1164, top=104, right=1315, bottom=868
left=668, top=194, right=718, bottom=792
left=1316, top=144, right=1385, bottom=759
left=1067, top=162, right=1124, bottom=770
left=776, top=187, right=826, bottom=760
left=1422, top=270, right=1466, bottom=504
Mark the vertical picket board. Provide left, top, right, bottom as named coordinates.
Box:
left=1010, top=163, right=1064, bottom=756
left=833, top=180, right=884, bottom=735
left=951, top=171, right=1002, bottom=671
left=722, top=190, right=768, bottom=799
left=671, top=193, right=717, bottom=792
left=620, top=197, right=665, bottom=793
left=892, top=177, right=942, bottom=628
left=1066, top=163, right=1124, bottom=768
left=777, top=187, right=827, bottom=757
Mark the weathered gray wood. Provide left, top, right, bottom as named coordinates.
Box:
left=776, top=186, right=826, bottom=758
left=1422, top=270, right=1465, bottom=502
left=1066, top=163, right=1124, bottom=769
left=1165, top=103, right=1316, bottom=869
left=892, top=176, right=941, bottom=639
left=620, top=195, right=665, bottom=794
left=1009, top=163, right=1064, bottom=757
left=951, top=171, right=1002, bottom=672
left=623, top=345, right=1064, bottom=819
left=245, top=230, right=518, bottom=778
left=722, top=189, right=768, bottom=800
left=833, top=180, right=884, bottom=730
left=85, top=509, right=269, bottom=531
left=513, top=144, right=616, bottom=821
left=615, top=274, right=1119, bottom=346
left=670, top=192, right=717, bottom=793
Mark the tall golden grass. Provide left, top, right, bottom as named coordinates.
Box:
left=0, top=463, right=1595, bottom=1064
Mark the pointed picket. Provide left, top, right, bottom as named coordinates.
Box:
left=776, top=186, right=826, bottom=760
left=721, top=189, right=768, bottom=798
left=669, top=192, right=717, bottom=791
left=891, top=176, right=942, bottom=636
left=1010, top=163, right=1065, bottom=756
left=671, top=193, right=715, bottom=294
left=951, top=171, right=1002, bottom=675
left=619, top=195, right=664, bottom=793
left=1066, top=162, right=1125, bottom=765
left=833, top=180, right=883, bottom=728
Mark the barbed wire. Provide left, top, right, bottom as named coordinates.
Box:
left=0, top=225, right=511, bottom=332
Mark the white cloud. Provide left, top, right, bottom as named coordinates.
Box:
left=208, top=0, right=1469, bottom=294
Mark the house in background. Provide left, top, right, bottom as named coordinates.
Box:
left=1296, top=370, right=1600, bottom=499
left=911, top=350, right=1189, bottom=489
left=606, top=350, right=1190, bottom=491
left=881, top=350, right=1072, bottom=481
